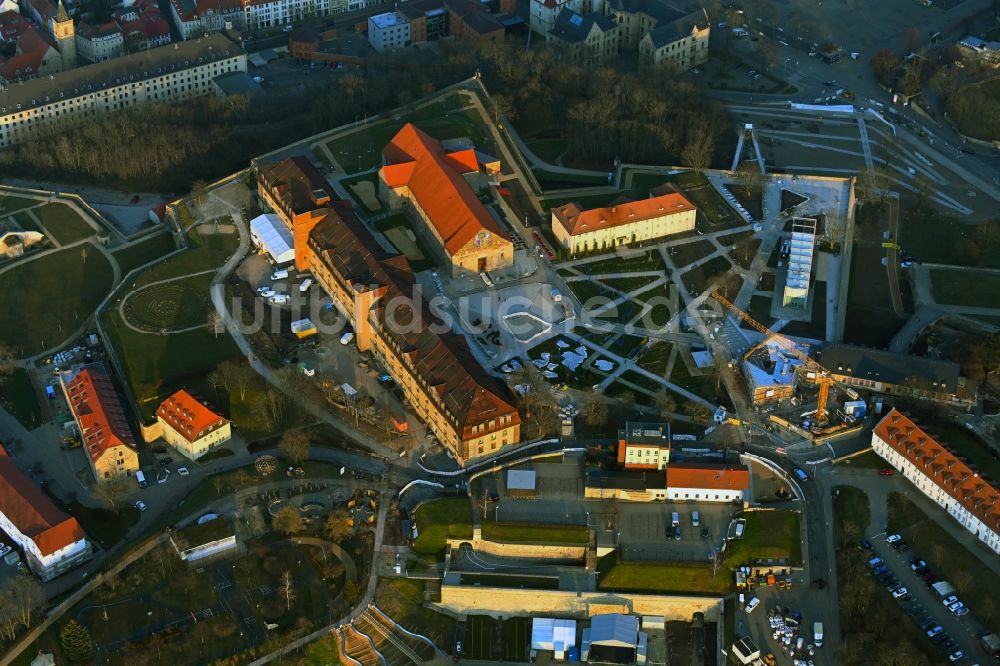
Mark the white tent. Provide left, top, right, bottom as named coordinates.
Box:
left=531, top=618, right=576, bottom=658
left=250, top=213, right=294, bottom=265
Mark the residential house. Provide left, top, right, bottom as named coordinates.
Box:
left=378, top=123, right=513, bottom=277
left=0, top=11, right=64, bottom=82
left=546, top=9, right=618, bottom=67
left=61, top=365, right=140, bottom=482
left=169, top=0, right=244, bottom=40
left=617, top=421, right=670, bottom=470
left=116, top=0, right=172, bottom=52
left=664, top=463, right=749, bottom=503
left=0, top=443, right=93, bottom=580
left=872, top=409, right=1000, bottom=554
left=155, top=389, right=232, bottom=460
left=75, top=21, right=125, bottom=62
left=637, top=7, right=709, bottom=70
left=242, top=0, right=329, bottom=31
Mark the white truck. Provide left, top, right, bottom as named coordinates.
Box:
left=813, top=622, right=823, bottom=647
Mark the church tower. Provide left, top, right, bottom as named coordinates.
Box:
left=50, top=0, right=77, bottom=71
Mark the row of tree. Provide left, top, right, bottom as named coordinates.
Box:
left=1, top=39, right=732, bottom=193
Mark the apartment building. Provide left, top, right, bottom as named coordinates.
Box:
left=76, top=21, right=125, bottom=63
left=872, top=409, right=1000, bottom=555
left=637, top=7, right=709, bottom=70
left=0, top=32, right=246, bottom=148
left=61, top=365, right=140, bottom=482
left=550, top=190, right=696, bottom=255
left=814, top=344, right=977, bottom=410
left=155, top=389, right=232, bottom=460
left=169, top=0, right=244, bottom=39
left=117, top=0, right=172, bottom=52
left=243, top=0, right=329, bottom=30
left=378, top=123, right=514, bottom=277
left=0, top=11, right=64, bottom=82
left=254, top=155, right=337, bottom=271
left=0, top=444, right=93, bottom=580
left=300, top=201, right=522, bottom=464
left=617, top=421, right=670, bottom=470
left=397, top=0, right=449, bottom=43
left=546, top=9, right=618, bottom=67
left=367, top=11, right=410, bottom=51
left=444, top=0, right=504, bottom=42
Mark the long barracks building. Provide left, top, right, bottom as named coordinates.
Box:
left=0, top=31, right=246, bottom=149
left=254, top=156, right=522, bottom=464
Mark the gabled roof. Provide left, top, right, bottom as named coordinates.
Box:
left=156, top=389, right=227, bottom=444
left=815, top=344, right=965, bottom=394
left=0, top=444, right=87, bottom=556
left=380, top=123, right=510, bottom=256
left=77, top=20, right=123, bottom=39
left=589, top=614, right=639, bottom=647
left=664, top=463, right=750, bottom=491
left=645, top=7, right=709, bottom=48
left=308, top=201, right=520, bottom=437
left=549, top=8, right=617, bottom=43
left=63, top=365, right=136, bottom=463
left=257, top=156, right=336, bottom=217
left=443, top=0, right=504, bottom=34
left=552, top=191, right=695, bottom=236
left=874, top=409, right=1000, bottom=535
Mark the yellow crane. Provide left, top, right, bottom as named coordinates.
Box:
left=710, top=291, right=857, bottom=424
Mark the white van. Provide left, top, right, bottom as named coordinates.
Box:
left=299, top=278, right=313, bottom=293
left=136, top=470, right=147, bottom=488
left=340, top=331, right=355, bottom=345
left=271, top=268, right=289, bottom=280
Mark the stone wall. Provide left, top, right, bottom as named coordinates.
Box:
left=447, top=536, right=585, bottom=561
left=438, top=585, right=723, bottom=622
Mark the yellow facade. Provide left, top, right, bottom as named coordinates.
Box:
left=552, top=207, right=696, bottom=254
left=157, top=418, right=233, bottom=461
left=91, top=444, right=139, bottom=482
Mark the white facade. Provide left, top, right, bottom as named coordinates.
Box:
left=76, top=27, right=126, bottom=63
left=249, top=212, right=295, bottom=264
left=0, top=36, right=246, bottom=148
left=367, top=11, right=410, bottom=51
left=158, top=417, right=232, bottom=460
left=0, top=510, right=92, bottom=580
left=665, top=486, right=744, bottom=503
left=175, top=534, right=237, bottom=561
left=530, top=0, right=581, bottom=35
left=243, top=0, right=330, bottom=29
left=872, top=431, right=1000, bottom=555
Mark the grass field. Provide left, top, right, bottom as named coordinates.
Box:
left=525, top=137, right=568, bottom=163
left=680, top=255, right=733, bottom=297
left=122, top=272, right=213, bottom=332
left=599, top=275, right=658, bottom=294
left=464, top=616, right=530, bottom=662
left=481, top=520, right=588, bottom=544
left=0, top=368, right=43, bottom=429
left=671, top=239, right=715, bottom=268
left=667, top=172, right=739, bottom=227
left=930, top=269, right=1000, bottom=307
left=886, top=492, right=1000, bottom=629
left=835, top=449, right=885, bottom=470
left=111, top=231, right=177, bottom=275
left=0, top=247, right=114, bottom=356
left=375, top=578, right=456, bottom=647
left=12, top=211, right=42, bottom=234
left=636, top=341, right=673, bottom=376
left=131, top=223, right=238, bottom=288
left=412, top=498, right=473, bottom=559
left=576, top=250, right=666, bottom=275
left=725, top=510, right=803, bottom=566
left=35, top=203, right=95, bottom=244
left=0, top=195, right=39, bottom=214
left=598, top=553, right=733, bottom=594
left=899, top=204, right=997, bottom=268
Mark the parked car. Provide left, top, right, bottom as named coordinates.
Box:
left=910, top=559, right=927, bottom=571
left=177, top=467, right=190, bottom=476
left=745, top=597, right=760, bottom=614
left=927, top=626, right=943, bottom=638
left=159, top=457, right=173, bottom=466
left=860, top=539, right=872, bottom=549
left=953, top=606, right=969, bottom=617
left=282, top=24, right=293, bottom=32
left=135, top=500, right=147, bottom=511
left=252, top=75, right=264, bottom=83
left=886, top=533, right=902, bottom=544
left=878, top=469, right=895, bottom=476
left=947, top=650, right=963, bottom=662
left=701, top=528, right=710, bottom=539
left=942, top=595, right=959, bottom=607
left=892, top=587, right=909, bottom=599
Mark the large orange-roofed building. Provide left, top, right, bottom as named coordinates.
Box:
left=378, top=123, right=514, bottom=277
left=156, top=389, right=231, bottom=461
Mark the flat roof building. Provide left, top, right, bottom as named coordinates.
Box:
left=583, top=614, right=645, bottom=665
left=531, top=618, right=577, bottom=659
left=368, top=11, right=411, bottom=51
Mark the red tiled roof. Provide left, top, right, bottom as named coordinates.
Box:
left=156, top=389, right=227, bottom=444
left=257, top=156, right=336, bottom=216
left=64, top=366, right=136, bottom=464
left=379, top=124, right=510, bottom=256
left=665, top=463, right=750, bottom=491
left=77, top=20, right=123, bottom=39
left=553, top=191, right=696, bottom=237
left=874, top=409, right=1000, bottom=534
left=0, top=445, right=87, bottom=557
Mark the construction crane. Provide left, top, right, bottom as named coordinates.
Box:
left=710, top=291, right=857, bottom=424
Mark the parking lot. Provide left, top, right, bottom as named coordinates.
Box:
left=482, top=455, right=741, bottom=562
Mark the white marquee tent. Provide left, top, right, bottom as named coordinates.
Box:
left=250, top=213, right=294, bottom=265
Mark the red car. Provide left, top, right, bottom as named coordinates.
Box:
left=878, top=469, right=895, bottom=476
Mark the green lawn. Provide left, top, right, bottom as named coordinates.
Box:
left=680, top=255, right=733, bottom=296
left=412, top=498, right=473, bottom=559
left=836, top=449, right=886, bottom=470
left=725, top=510, right=802, bottom=567
left=598, top=553, right=733, bottom=594
left=599, top=275, right=658, bottom=294
left=0, top=247, right=114, bottom=356
left=13, top=211, right=42, bottom=234
left=0, top=195, right=40, bottom=214
left=899, top=204, right=997, bottom=268
left=575, top=250, right=666, bottom=275
left=35, top=203, right=95, bottom=244
left=122, top=272, right=214, bottom=332
left=636, top=341, right=673, bottom=376
left=130, top=223, right=239, bottom=288
left=112, top=231, right=177, bottom=276
left=0, top=368, right=43, bottom=429
left=886, top=491, right=1000, bottom=629
left=930, top=269, right=1000, bottom=307
left=481, top=520, right=588, bottom=544
left=670, top=239, right=716, bottom=268
left=667, top=172, right=739, bottom=227
left=525, top=137, right=568, bottom=163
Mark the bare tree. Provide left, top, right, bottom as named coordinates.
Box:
left=94, top=472, right=132, bottom=515
left=279, top=570, right=297, bottom=611
left=652, top=389, right=678, bottom=418
left=324, top=509, right=353, bottom=542
left=581, top=392, right=608, bottom=427
left=684, top=402, right=711, bottom=425
left=681, top=122, right=717, bottom=173
left=206, top=311, right=225, bottom=339
left=272, top=506, right=304, bottom=535
left=279, top=429, right=311, bottom=466
left=8, top=574, right=44, bottom=630
left=734, top=161, right=764, bottom=198
left=233, top=364, right=253, bottom=401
